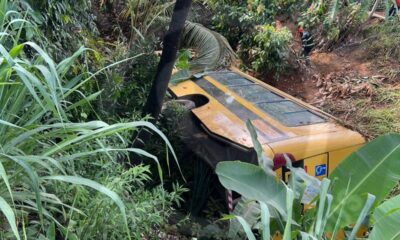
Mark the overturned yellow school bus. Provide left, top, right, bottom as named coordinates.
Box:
left=168, top=68, right=365, bottom=180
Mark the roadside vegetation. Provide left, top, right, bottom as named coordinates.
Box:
left=0, top=0, right=399, bottom=239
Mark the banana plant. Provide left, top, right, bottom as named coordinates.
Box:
left=216, top=120, right=400, bottom=239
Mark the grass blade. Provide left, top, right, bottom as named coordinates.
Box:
left=0, top=196, right=20, bottom=240
left=315, top=178, right=331, bottom=238
left=235, top=215, right=256, bottom=240
left=260, top=201, right=270, bottom=240
left=283, top=188, right=294, bottom=240
left=42, top=175, right=130, bottom=239
left=348, top=193, right=376, bottom=240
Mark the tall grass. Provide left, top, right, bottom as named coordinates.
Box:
left=0, top=0, right=179, bottom=238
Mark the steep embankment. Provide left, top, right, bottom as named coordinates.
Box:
left=265, top=19, right=400, bottom=139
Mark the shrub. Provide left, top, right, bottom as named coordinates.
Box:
left=26, top=0, right=97, bottom=60
left=0, top=1, right=184, bottom=239
left=248, top=25, right=292, bottom=76
left=210, top=0, right=282, bottom=49
left=210, top=1, right=295, bottom=76
left=86, top=41, right=159, bottom=120
left=53, top=163, right=186, bottom=239
left=365, top=16, right=400, bottom=60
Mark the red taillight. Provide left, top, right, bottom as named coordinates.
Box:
left=273, top=153, right=295, bottom=170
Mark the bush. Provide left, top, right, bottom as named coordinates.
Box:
left=210, top=1, right=295, bottom=76
left=248, top=25, right=292, bottom=76
left=53, top=162, right=186, bottom=239
left=210, top=0, right=290, bottom=48
left=86, top=40, right=159, bottom=120
left=0, top=1, right=184, bottom=239
left=27, top=0, right=97, bottom=60
left=366, top=16, right=400, bottom=60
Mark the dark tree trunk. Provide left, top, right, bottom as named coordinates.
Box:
left=131, top=0, right=193, bottom=155
left=143, top=0, right=193, bottom=120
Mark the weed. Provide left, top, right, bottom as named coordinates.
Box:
left=365, top=16, right=400, bottom=60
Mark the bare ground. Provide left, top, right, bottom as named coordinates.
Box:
left=259, top=23, right=400, bottom=139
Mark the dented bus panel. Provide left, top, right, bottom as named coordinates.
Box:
left=168, top=68, right=365, bottom=180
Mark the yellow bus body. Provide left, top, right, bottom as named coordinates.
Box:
left=169, top=68, right=365, bottom=179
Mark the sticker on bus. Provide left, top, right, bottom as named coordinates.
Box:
left=315, top=164, right=327, bottom=176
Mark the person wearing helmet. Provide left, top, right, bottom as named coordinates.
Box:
left=297, top=23, right=315, bottom=65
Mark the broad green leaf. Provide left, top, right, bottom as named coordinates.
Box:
left=369, top=195, right=400, bottom=240
left=0, top=196, right=20, bottom=240
left=327, top=134, right=400, bottom=230
left=220, top=214, right=236, bottom=221
left=320, top=194, right=332, bottom=237
left=216, top=161, right=287, bottom=217
left=170, top=69, right=191, bottom=85
left=331, top=179, right=351, bottom=240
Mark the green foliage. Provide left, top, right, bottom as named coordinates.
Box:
left=0, top=0, right=185, bottom=238
left=26, top=0, right=96, bottom=59
left=350, top=87, right=400, bottom=138
left=369, top=194, right=400, bottom=240
left=250, top=25, right=292, bottom=76
left=327, top=134, right=400, bottom=231
left=0, top=41, right=178, bottom=237
left=366, top=16, right=400, bottom=60
left=216, top=161, right=288, bottom=217
left=86, top=41, right=159, bottom=119
left=297, top=0, right=374, bottom=48
left=210, top=2, right=270, bottom=47
left=210, top=0, right=295, bottom=75
left=181, top=21, right=236, bottom=71
left=53, top=163, right=186, bottom=239
left=122, top=0, right=174, bottom=44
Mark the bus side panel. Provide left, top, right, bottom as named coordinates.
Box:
left=304, top=154, right=328, bottom=180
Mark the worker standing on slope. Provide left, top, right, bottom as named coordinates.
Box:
left=298, top=23, right=315, bottom=66
left=389, top=0, right=400, bottom=16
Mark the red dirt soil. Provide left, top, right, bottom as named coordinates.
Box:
left=273, top=46, right=375, bottom=104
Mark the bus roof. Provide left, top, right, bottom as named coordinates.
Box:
left=169, top=68, right=365, bottom=159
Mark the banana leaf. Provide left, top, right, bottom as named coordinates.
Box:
left=369, top=194, right=400, bottom=240
left=326, top=134, right=400, bottom=230
left=216, top=161, right=288, bottom=217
